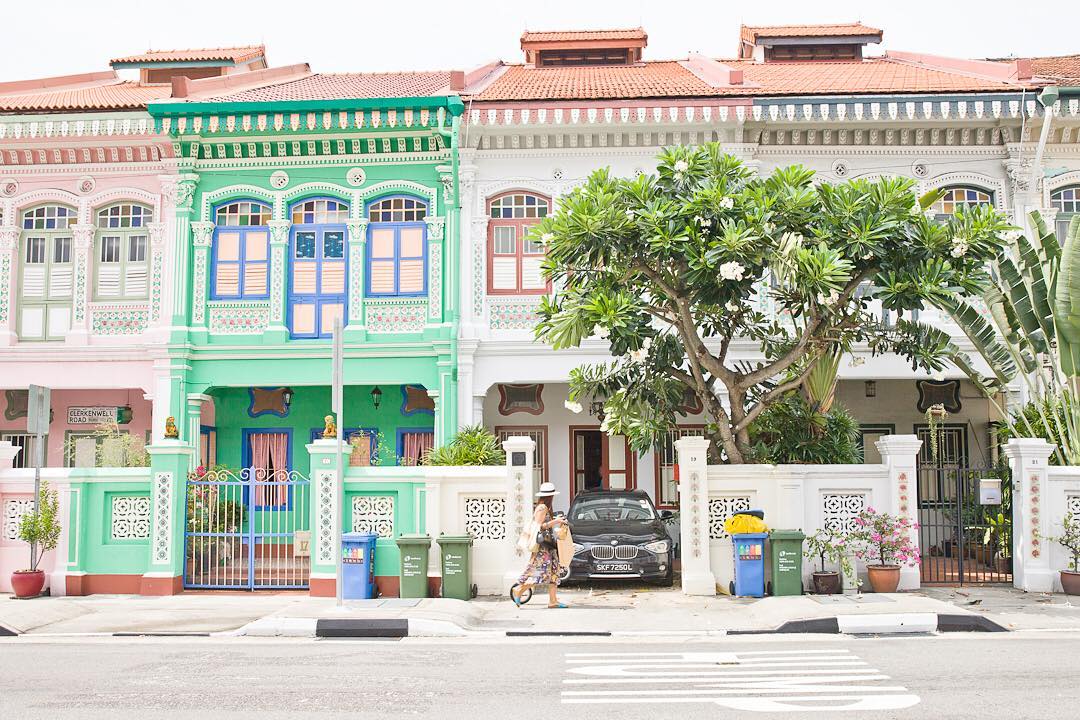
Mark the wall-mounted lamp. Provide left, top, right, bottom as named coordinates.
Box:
left=371, top=386, right=383, bottom=410
left=865, top=381, right=876, bottom=398
left=590, top=400, right=606, bottom=422
left=281, top=387, right=294, bottom=408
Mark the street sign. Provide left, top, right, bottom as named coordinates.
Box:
left=26, top=385, right=50, bottom=436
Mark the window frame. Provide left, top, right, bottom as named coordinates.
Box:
left=486, top=191, right=551, bottom=295
left=93, top=202, right=153, bottom=301
left=365, top=194, right=429, bottom=298
left=287, top=197, right=350, bottom=339
left=210, top=200, right=272, bottom=301
left=18, top=204, right=77, bottom=342
left=931, top=186, right=993, bottom=221
left=1051, top=185, right=1080, bottom=239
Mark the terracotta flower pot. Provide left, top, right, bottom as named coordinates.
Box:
left=11, top=570, right=45, bottom=599
left=811, top=571, right=841, bottom=595
left=866, top=565, right=901, bottom=593
left=1061, top=570, right=1080, bottom=596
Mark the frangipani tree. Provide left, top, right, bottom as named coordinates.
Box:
left=534, top=144, right=1011, bottom=463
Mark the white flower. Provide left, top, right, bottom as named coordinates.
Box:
left=625, top=209, right=635, bottom=219
left=642, top=337, right=653, bottom=352
left=719, top=261, right=746, bottom=281
left=564, top=400, right=583, bottom=414
left=629, top=348, right=648, bottom=363
left=1003, top=229, right=1023, bottom=242
left=673, top=160, right=689, bottom=173
left=950, top=242, right=968, bottom=258
left=594, top=326, right=610, bottom=339
left=600, top=416, right=611, bottom=433
left=539, top=232, right=554, bottom=246
left=932, top=371, right=946, bottom=381
left=696, top=215, right=712, bottom=229
left=719, top=196, right=735, bottom=210
left=849, top=355, right=866, bottom=367
left=726, top=301, right=741, bottom=312
left=674, top=172, right=684, bottom=182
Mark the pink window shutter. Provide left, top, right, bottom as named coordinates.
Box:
left=269, top=433, right=289, bottom=505
left=251, top=433, right=270, bottom=506
left=403, top=431, right=434, bottom=466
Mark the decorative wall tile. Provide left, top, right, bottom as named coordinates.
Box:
left=428, top=243, right=442, bottom=320
left=708, top=496, right=752, bottom=540
left=351, top=495, right=394, bottom=537
left=152, top=472, right=173, bottom=564
left=489, top=297, right=542, bottom=330
left=464, top=497, right=506, bottom=541
left=91, top=305, right=149, bottom=335
left=2, top=497, right=33, bottom=542
left=366, top=300, right=426, bottom=333
left=821, top=493, right=867, bottom=534
left=315, top=470, right=335, bottom=564
left=1067, top=494, right=1080, bottom=522
left=208, top=302, right=270, bottom=334
left=111, top=495, right=151, bottom=539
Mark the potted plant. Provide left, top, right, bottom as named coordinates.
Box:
left=984, top=512, right=1012, bottom=574
left=12, top=481, right=62, bottom=599
left=803, top=527, right=854, bottom=594
left=847, top=507, right=921, bottom=593
left=1046, top=513, right=1080, bottom=595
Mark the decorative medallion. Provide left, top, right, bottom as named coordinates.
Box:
left=346, top=168, right=367, bottom=187
left=912, top=161, right=929, bottom=178
left=497, top=384, right=545, bottom=416
left=269, top=170, right=290, bottom=189
left=831, top=160, right=849, bottom=178
left=0, top=178, right=18, bottom=197
left=77, top=176, right=96, bottom=194
left=552, top=168, right=564, bottom=180
left=401, top=385, right=435, bottom=415
left=248, top=387, right=290, bottom=418
left=916, top=379, right=962, bottom=413
left=4, top=389, right=28, bottom=420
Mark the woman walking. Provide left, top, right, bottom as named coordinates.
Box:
left=511, top=482, right=569, bottom=608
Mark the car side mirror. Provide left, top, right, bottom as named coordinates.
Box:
left=660, top=510, right=674, bottom=519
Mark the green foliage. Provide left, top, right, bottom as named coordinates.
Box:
left=18, top=481, right=62, bottom=572
left=998, top=396, right=1075, bottom=465
left=64, top=422, right=150, bottom=468
left=535, top=144, right=1010, bottom=462
left=804, top=526, right=855, bottom=576
left=1046, top=513, right=1080, bottom=572
left=423, top=425, right=506, bottom=466
left=747, top=394, right=863, bottom=464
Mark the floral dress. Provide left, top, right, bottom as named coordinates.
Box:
left=517, top=504, right=563, bottom=586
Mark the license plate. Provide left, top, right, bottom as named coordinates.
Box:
left=595, top=562, right=633, bottom=573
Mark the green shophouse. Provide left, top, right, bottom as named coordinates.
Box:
left=144, top=67, right=464, bottom=593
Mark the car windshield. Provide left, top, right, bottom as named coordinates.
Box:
left=571, top=496, right=656, bottom=522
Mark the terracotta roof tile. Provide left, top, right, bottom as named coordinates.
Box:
left=741, top=23, right=882, bottom=45
left=520, top=28, right=646, bottom=43
left=472, top=57, right=1031, bottom=102
left=0, top=80, right=170, bottom=112
left=206, top=71, right=454, bottom=102
left=1022, top=55, right=1080, bottom=84
left=110, top=45, right=265, bottom=65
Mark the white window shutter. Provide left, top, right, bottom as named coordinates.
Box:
left=22, top=266, right=46, bottom=298
left=521, top=257, right=545, bottom=290
left=98, top=264, right=122, bottom=297
left=124, top=264, right=147, bottom=298
left=491, top=257, right=518, bottom=290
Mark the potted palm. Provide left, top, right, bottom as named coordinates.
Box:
left=847, top=507, right=920, bottom=593
left=1047, top=513, right=1080, bottom=595
left=11, top=481, right=62, bottom=598
left=803, top=527, right=854, bottom=594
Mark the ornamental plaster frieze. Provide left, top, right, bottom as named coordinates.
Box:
left=755, top=126, right=1010, bottom=148
left=0, top=115, right=158, bottom=140
left=0, top=144, right=168, bottom=167
left=0, top=161, right=169, bottom=178
left=159, top=106, right=449, bottom=136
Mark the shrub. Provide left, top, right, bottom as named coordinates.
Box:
left=748, top=394, right=863, bottom=464
left=423, top=425, right=506, bottom=466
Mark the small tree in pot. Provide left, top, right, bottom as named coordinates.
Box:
left=803, top=527, right=855, bottom=594
left=846, top=507, right=920, bottom=593
left=12, top=481, right=62, bottom=598
left=1046, top=513, right=1080, bottom=596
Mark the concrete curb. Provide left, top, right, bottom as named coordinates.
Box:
left=733, top=613, right=1008, bottom=635
left=0, top=622, right=19, bottom=637
left=315, top=619, right=408, bottom=638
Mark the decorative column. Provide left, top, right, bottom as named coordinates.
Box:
left=168, top=174, right=199, bottom=335
left=189, top=221, right=214, bottom=338
left=1004, top=142, right=1036, bottom=228
left=675, top=435, right=716, bottom=595
left=344, top=218, right=368, bottom=341
left=457, top=161, right=478, bottom=329
left=425, top=215, right=445, bottom=328
left=263, top=219, right=290, bottom=343
left=457, top=341, right=477, bottom=425
left=875, top=434, right=923, bottom=591
left=142, top=439, right=196, bottom=595
left=0, top=225, right=17, bottom=346
left=428, top=388, right=443, bottom=448
left=469, top=217, right=489, bottom=330
left=147, top=222, right=168, bottom=333
left=66, top=222, right=94, bottom=345
left=502, top=435, right=535, bottom=589
left=186, top=393, right=210, bottom=469
left=1006, top=438, right=1056, bottom=592
left=307, top=438, right=342, bottom=597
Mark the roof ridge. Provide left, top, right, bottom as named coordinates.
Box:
left=176, top=63, right=312, bottom=100
left=0, top=70, right=119, bottom=96
left=312, top=70, right=452, bottom=78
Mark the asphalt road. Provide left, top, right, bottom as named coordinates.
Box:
left=0, top=632, right=1075, bottom=719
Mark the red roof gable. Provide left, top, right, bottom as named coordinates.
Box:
left=740, top=23, right=883, bottom=45
left=0, top=74, right=171, bottom=112
left=110, top=46, right=265, bottom=65
left=205, top=71, right=455, bottom=102
left=520, top=28, right=647, bottom=44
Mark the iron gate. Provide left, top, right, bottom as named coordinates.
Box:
left=916, top=466, right=1012, bottom=584
left=184, top=467, right=311, bottom=590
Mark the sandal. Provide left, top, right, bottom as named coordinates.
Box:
left=547, top=602, right=569, bottom=609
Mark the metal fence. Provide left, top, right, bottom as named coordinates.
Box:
left=916, top=466, right=1012, bottom=585
left=184, top=467, right=311, bottom=590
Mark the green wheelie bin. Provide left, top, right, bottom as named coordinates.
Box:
left=768, top=529, right=806, bottom=596
left=436, top=534, right=475, bottom=600
left=396, top=534, right=432, bottom=598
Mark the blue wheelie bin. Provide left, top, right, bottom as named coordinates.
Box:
left=730, top=532, right=768, bottom=597
left=341, top=532, right=378, bottom=599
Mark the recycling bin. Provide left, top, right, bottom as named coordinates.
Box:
left=396, top=533, right=432, bottom=598
left=768, top=529, right=805, bottom=596
left=437, top=534, right=475, bottom=600
left=341, top=532, right=378, bottom=600
left=730, top=532, right=767, bottom=598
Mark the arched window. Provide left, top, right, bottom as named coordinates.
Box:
left=1051, top=186, right=1080, bottom=239
left=366, top=196, right=428, bottom=297
left=212, top=200, right=271, bottom=300
left=931, top=186, right=993, bottom=221
left=487, top=192, right=550, bottom=294
left=19, top=204, right=76, bottom=341
left=94, top=203, right=152, bottom=300
left=288, top=198, right=349, bottom=338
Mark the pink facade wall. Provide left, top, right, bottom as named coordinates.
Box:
left=0, top=388, right=152, bottom=467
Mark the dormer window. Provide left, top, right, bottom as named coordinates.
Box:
left=738, top=23, right=882, bottom=63
left=521, top=28, right=647, bottom=68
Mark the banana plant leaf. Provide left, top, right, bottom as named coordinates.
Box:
left=938, top=295, right=1018, bottom=385
left=1055, top=216, right=1080, bottom=377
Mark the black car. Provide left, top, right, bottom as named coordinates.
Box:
left=564, top=489, right=674, bottom=586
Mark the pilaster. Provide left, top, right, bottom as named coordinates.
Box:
left=344, top=218, right=368, bottom=341
left=65, top=223, right=94, bottom=345
left=147, top=222, right=168, bottom=334
left=189, top=221, right=214, bottom=338
left=142, top=439, right=196, bottom=595
left=502, top=435, right=535, bottom=589
left=1006, top=438, right=1056, bottom=592
left=426, top=215, right=445, bottom=327
left=263, top=220, right=290, bottom=343
left=0, top=225, right=17, bottom=346
left=675, top=435, right=716, bottom=595
left=307, top=438, right=343, bottom=597
left=168, top=173, right=199, bottom=334
left=875, top=434, right=924, bottom=591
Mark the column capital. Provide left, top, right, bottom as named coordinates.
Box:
left=345, top=218, right=368, bottom=242
left=425, top=215, right=445, bottom=242
left=191, top=221, right=214, bottom=247
left=1004, top=437, right=1055, bottom=462
left=71, top=222, right=95, bottom=247
left=268, top=219, right=291, bottom=245
left=148, top=221, right=168, bottom=247
left=0, top=225, right=18, bottom=250
left=875, top=434, right=923, bottom=462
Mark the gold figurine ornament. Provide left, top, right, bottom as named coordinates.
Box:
left=322, top=414, right=337, bottom=438
left=164, top=416, right=179, bottom=439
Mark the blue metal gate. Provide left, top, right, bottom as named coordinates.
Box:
left=184, top=467, right=311, bottom=590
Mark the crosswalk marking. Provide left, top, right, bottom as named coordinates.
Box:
left=561, top=649, right=920, bottom=712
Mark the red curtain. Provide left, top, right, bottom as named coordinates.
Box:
left=403, top=431, right=434, bottom=466
left=251, top=432, right=289, bottom=505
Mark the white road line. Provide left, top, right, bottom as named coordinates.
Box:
left=563, top=686, right=910, bottom=696
left=565, top=650, right=851, bottom=658
left=562, top=695, right=922, bottom=710
left=565, top=674, right=889, bottom=685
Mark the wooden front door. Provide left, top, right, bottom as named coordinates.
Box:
left=571, top=427, right=635, bottom=497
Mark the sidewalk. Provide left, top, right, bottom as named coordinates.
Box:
left=2, top=584, right=1078, bottom=637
